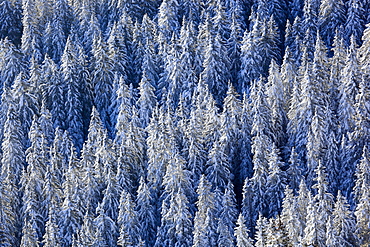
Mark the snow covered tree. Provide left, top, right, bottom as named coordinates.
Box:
left=155, top=152, right=194, bottom=246
left=107, top=22, right=129, bottom=81
left=331, top=191, right=358, bottom=246
left=205, top=140, right=233, bottom=191
left=60, top=37, right=84, bottom=151
left=0, top=37, right=26, bottom=91
left=21, top=0, right=42, bottom=61
left=156, top=186, right=193, bottom=247
left=93, top=204, right=118, bottom=247
left=40, top=55, right=64, bottom=129
left=117, top=189, right=140, bottom=246
left=239, top=15, right=280, bottom=89
left=200, top=32, right=230, bottom=105
left=265, top=144, right=286, bottom=217
left=136, top=177, right=156, bottom=246
left=12, top=71, right=39, bottom=147
left=281, top=186, right=301, bottom=245
left=91, top=31, right=115, bottom=131
left=22, top=117, right=49, bottom=241
left=178, top=19, right=201, bottom=108
left=318, top=0, right=345, bottom=47
left=266, top=60, right=287, bottom=149
left=42, top=206, right=61, bottom=247
left=355, top=168, right=370, bottom=246
left=344, top=0, right=365, bottom=45
left=184, top=79, right=219, bottom=183
left=42, top=17, right=66, bottom=64
left=338, top=36, right=360, bottom=136
left=100, top=171, right=120, bottom=222
left=77, top=211, right=95, bottom=246
left=59, top=146, right=84, bottom=247
left=19, top=219, right=39, bottom=247
left=0, top=98, right=25, bottom=246
left=138, top=67, right=157, bottom=128
left=254, top=213, right=268, bottom=247
left=217, top=182, right=238, bottom=247
left=0, top=0, right=22, bottom=44
left=302, top=193, right=326, bottom=247
left=234, top=213, right=254, bottom=247
left=192, top=175, right=218, bottom=247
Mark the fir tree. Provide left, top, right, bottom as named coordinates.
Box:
left=117, top=189, right=140, bottom=246
left=136, top=177, right=156, bottom=246
left=192, top=175, right=217, bottom=247
left=93, top=204, right=118, bottom=247
left=331, top=191, right=358, bottom=246
left=42, top=206, right=61, bottom=247
left=318, top=0, right=345, bottom=47
left=91, top=31, right=115, bottom=131
left=234, top=213, right=254, bottom=247
left=60, top=37, right=84, bottom=151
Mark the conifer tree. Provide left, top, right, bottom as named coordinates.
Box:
left=281, top=186, right=301, bottom=245
left=0, top=0, right=22, bottom=44
left=318, top=0, right=345, bottom=47
left=266, top=60, right=287, bottom=149
left=338, top=36, right=360, bottom=136
left=42, top=148, right=63, bottom=222
left=40, top=55, right=65, bottom=129
left=0, top=101, right=24, bottom=246
left=234, top=213, right=254, bottom=247
left=136, top=177, right=156, bottom=246
left=20, top=219, right=39, bottom=247
left=266, top=144, right=286, bottom=217
left=205, top=140, right=232, bottom=191
left=192, top=175, right=217, bottom=247
left=241, top=178, right=254, bottom=232
left=138, top=67, right=157, bottom=128
left=281, top=47, right=297, bottom=113
left=0, top=36, right=26, bottom=90
left=93, top=204, right=118, bottom=247
left=359, top=23, right=370, bottom=79
left=219, top=83, right=242, bottom=174
left=22, top=117, right=49, bottom=241
left=331, top=191, right=358, bottom=246
left=107, top=22, right=129, bottom=80
left=344, top=0, right=365, bottom=45
left=60, top=37, right=84, bottom=151
left=302, top=193, right=326, bottom=247
left=184, top=80, right=219, bottom=182
left=91, top=31, right=115, bottom=131
left=12, top=72, right=39, bottom=147
left=59, top=146, right=84, bottom=247
left=179, top=19, right=200, bottom=108
left=296, top=180, right=311, bottom=238
left=42, top=206, right=61, bottom=247
left=355, top=173, right=370, bottom=246
left=42, top=17, right=66, bottom=64
left=117, top=189, right=140, bottom=245
left=217, top=182, right=238, bottom=247
left=21, top=0, right=42, bottom=60
left=100, top=171, right=120, bottom=222
left=157, top=0, right=180, bottom=54
left=350, top=77, right=370, bottom=169
left=77, top=211, right=95, bottom=246
left=255, top=214, right=268, bottom=247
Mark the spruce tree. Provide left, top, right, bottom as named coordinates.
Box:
left=192, top=175, right=217, bottom=247
left=60, top=37, right=84, bottom=151
left=331, top=191, right=358, bottom=246
left=234, top=213, right=254, bottom=247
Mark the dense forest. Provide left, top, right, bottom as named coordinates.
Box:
left=0, top=0, right=370, bottom=246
